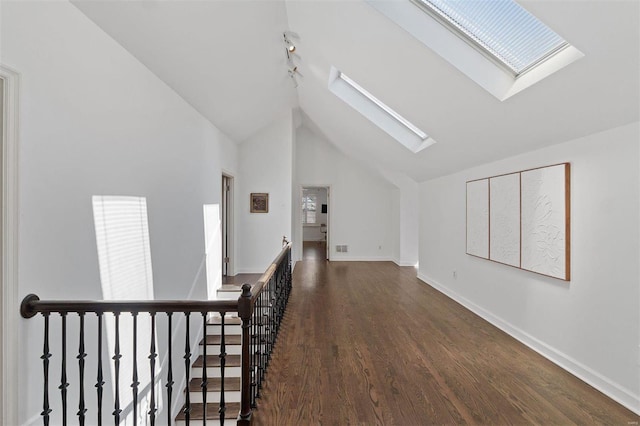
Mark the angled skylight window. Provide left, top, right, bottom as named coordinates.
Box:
left=366, top=0, right=583, bottom=100
left=328, top=67, right=435, bottom=154
left=412, top=0, right=568, bottom=76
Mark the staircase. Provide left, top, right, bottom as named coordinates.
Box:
left=175, top=284, right=245, bottom=425
left=20, top=242, right=292, bottom=426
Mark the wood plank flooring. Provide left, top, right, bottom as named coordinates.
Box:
left=252, top=261, right=638, bottom=425
left=303, top=241, right=327, bottom=260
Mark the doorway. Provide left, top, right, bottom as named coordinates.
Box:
left=0, top=65, right=19, bottom=426
left=0, top=75, right=4, bottom=425
left=301, top=186, right=330, bottom=260
left=221, top=174, right=233, bottom=277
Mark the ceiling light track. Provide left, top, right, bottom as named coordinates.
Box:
left=283, top=31, right=300, bottom=88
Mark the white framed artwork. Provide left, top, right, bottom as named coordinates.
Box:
left=521, top=164, right=570, bottom=280
left=466, top=179, right=489, bottom=259
left=466, top=163, right=570, bottom=281
left=489, top=173, right=521, bottom=267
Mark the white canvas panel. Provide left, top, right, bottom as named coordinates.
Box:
left=490, top=173, right=520, bottom=266
left=466, top=179, right=489, bottom=258
left=521, top=165, right=567, bottom=279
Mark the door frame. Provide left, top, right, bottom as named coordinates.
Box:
left=299, top=185, right=331, bottom=261
left=221, top=172, right=235, bottom=277
left=0, top=65, right=19, bottom=426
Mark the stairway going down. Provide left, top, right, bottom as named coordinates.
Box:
left=175, top=314, right=243, bottom=425
left=19, top=242, right=292, bottom=426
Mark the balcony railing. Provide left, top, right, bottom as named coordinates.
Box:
left=20, top=242, right=292, bottom=425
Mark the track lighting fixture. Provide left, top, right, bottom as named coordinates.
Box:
left=283, top=30, right=300, bottom=88
left=284, top=33, right=296, bottom=59
left=288, top=66, right=299, bottom=88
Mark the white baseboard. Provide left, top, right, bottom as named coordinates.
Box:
left=417, top=273, right=640, bottom=416
left=330, top=256, right=393, bottom=262
left=393, top=259, right=417, bottom=267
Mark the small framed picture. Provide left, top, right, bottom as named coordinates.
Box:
left=250, top=193, right=269, bottom=213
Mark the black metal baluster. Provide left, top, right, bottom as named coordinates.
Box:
left=113, top=313, right=122, bottom=424
left=251, top=302, right=257, bottom=408
left=183, top=312, right=191, bottom=425
left=149, top=313, right=157, bottom=425
left=262, top=289, right=268, bottom=386
left=219, top=313, right=226, bottom=425
left=273, top=275, right=278, bottom=343
left=268, top=280, right=274, bottom=361
left=166, top=313, right=174, bottom=426
left=279, top=263, right=286, bottom=327
left=201, top=312, right=208, bottom=426
left=96, top=313, right=104, bottom=426
left=132, top=313, right=139, bottom=426
left=256, top=292, right=263, bottom=398
left=77, top=313, right=87, bottom=425
left=59, top=313, right=69, bottom=426
left=41, top=313, right=52, bottom=426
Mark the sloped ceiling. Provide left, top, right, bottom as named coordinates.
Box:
left=73, top=0, right=639, bottom=182
left=72, top=0, right=298, bottom=143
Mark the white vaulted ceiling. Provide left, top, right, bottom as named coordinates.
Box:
left=72, top=0, right=298, bottom=143
left=73, top=0, right=639, bottom=181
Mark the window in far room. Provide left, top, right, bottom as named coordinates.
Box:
left=302, top=193, right=317, bottom=225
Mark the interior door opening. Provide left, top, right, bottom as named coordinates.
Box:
left=0, top=76, right=4, bottom=424
left=222, top=174, right=233, bottom=277
left=302, top=186, right=329, bottom=261
left=0, top=65, right=19, bottom=426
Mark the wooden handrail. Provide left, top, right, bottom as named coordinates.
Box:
left=248, top=242, right=292, bottom=305
left=20, top=241, right=293, bottom=425
left=21, top=295, right=239, bottom=317
left=21, top=242, right=293, bottom=318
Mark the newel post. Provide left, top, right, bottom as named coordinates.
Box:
left=237, top=283, right=253, bottom=425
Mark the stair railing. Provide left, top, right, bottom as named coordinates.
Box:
left=20, top=242, right=292, bottom=425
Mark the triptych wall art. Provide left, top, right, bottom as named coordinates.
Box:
left=466, top=163, right=570, bottom=281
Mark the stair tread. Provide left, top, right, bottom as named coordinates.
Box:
left=200, top=334, right=242, bottom=346
left=188, top=377, right=241, bottom=392
left=175, top=402, right=241, bottom=420
left=207, top=317, right=242, bottom=325
left=193, top=354, right=241, bottom=368
left=218, top=285, right=243, bottom=292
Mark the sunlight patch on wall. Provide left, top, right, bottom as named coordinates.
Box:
left=203, top=204, right=222, bottom=300
left=92, top=195, right=162, bottom=424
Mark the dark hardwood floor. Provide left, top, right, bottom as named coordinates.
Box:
left=303, top=241, right=327, bottom=260
left=252, top=260, right=638, bottom=425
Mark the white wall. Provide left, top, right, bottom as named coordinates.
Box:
left=391, top=188, right=401, bottom=263
left=1, top=1, right=238, bottom=423
left=296, top=126, right=394, bottom=261
left=220, top=131, right=239, bottom=276
left=291, top=114, right=300, bottom=268
left=236, top=111, right=293, bottom=273
left=383, top=172, right=419, bottom=266
left=418, top=122, right=640, bottom=414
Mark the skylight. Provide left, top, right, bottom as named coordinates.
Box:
left=328, top=67, right=435, bottom=154
left=411, top=0, right=569, bottom=76
left=367, top=0, right=583, bottom=99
